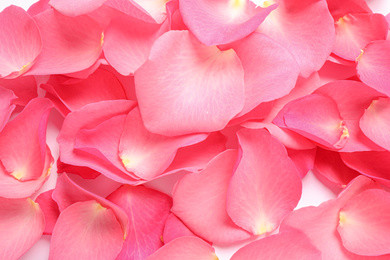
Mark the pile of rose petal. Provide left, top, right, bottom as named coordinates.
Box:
left=1, top=0, right=390, bottom=259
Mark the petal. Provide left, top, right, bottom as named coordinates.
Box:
left=360, top=97, right=390, bottom=151
left=107, top=185, right=172, bottom=260
left=230, top=230, right=321, bottom=260
left=49, top=0, right=107, bottom=16
left=333, top=13, right=388, bottom=60
left=162, top=213, right=196, bottom=244
left=103, top=10, right=167, bottom=75
left=0, top=6, right=42, bottom=78
left=257, top=0, right=335, bottom=77
left=226, top=128, right=302, bottom=235
left=49, top=200, right=124, bottom=260
left=0, top=198, right=45, bottom=260
left=171, top=150, right=251, bottom=244
left=0, top=86, right=16, bottom=132
left=179, top=0, right=277, bottom=45
left=118, top=107, right=207, bottom=180
left=135, top=30, right=245, bottom=136
left=35, top=190, right=60, bottom=235
left=326, top=0, right=371, bottom=18
left=146, top=236, right=217, bottom=260
left=230, top=32, right=299, bottom=116
left=27, top=9, right=103, bottom=75
left=0, top=76, right=38, bottom=106
left=357, top=40, right=390, bottom=96
left=41, top=68, right=127, bottom=116
left=338, top=189, right=390, bottom=256
left=287, top=147, right=317, bottom=178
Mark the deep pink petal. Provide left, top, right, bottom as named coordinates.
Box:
left=226, top=128, right=301, bottom=235
left=231, top=230, right=321, bottom=260
left=256, top=0, right=335, bottom=77
left=162, top=213, right=196, bottom=244
left=0, top=198, right=45, bottom=259
left=179, top=0, right=277, bottom=45
left=0, top=6, right=42, bottom=78
left=0, top=86, right=16, bottom=132
left=103, top=10, right=167, bottom=76
left=28, top=0, right=50, bottom=16
left=41, top=68, right=127, bottom=116
left=49, top=200, right=124, bottom=260
left=49, top=0, right=107, bottom=16
left=275, top=94, right=348, bottom=149
left=172, top=150, right=251, bottom=244
left=357, top=40, right=390, bottom=96
left=135, top=30, right=245, bottom=136
left=287, top=147, right=317, bottom=178
left=360, top=97, right=390, bottom=151
left=230, top=32, right=299, bottom=115
left=52, top=173, right=129, bottom=237
left=326, top=0, right=371, bottom=18
left=35, top=190, right=60, bottom=235
left=27, top=9, right=103, bottom=75
left=0, top=76, right=38, bottom=106
left=313, top=148, right=360, bottom=193
left=338, top=189, right=390, bottom=256
left=146, top=236, right=217, bottom=260
left=333, top=13, right=388, bottom=60
left=107, top=185, right=172, bottom=260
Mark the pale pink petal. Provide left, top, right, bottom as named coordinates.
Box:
left=103, top=10, right=167, bottom=76
left=162, top=213, right=196, bottom=244
left=313, top=148, right=359, bottom=193
left=171, top=150, right=252, bottom=244
left=341, top=151, right=390, bottom=187
left=146, top=236, right=217, bottom=260
left=57, top=100, right=138, bottom=184
left=275, top=94, right=348, bottom=149
left=0, top=6, right=42, bottom=78
left=0, top=198, right=45, bottom=260
left=41, top=68, right=127, bottom=116
left=27, top=9, right=103, bottom=75
left=49, top=200, right=124, bottom=260
left=118, top=107, right=207, bottom=180
left=0, top=98, right=53, bottom=198
left=360, top=98, right=390, bottom=151
left=135, top=30, right=245, bottom=136
left=230, top=32, right=299, bottom=116
left=106, top=185, right=172, bottom=260
left=256, top=0, right=335, bottom=77
left=179, top=0, right=276, bottom=45
left=0, top=76, right=38, bottom=106
left=338, top=189, right=390, bottom=256
left=333, top=13, right=388, bottom=60
left=357, top=40, right=390, bottom=96
left=35, top=190, right=60, bottom=235
left=0, top=86, right=16, bottom=132
left=226, top=128, right=301, bottom=235
left=49, top=0, right=107, bottom=16
left=231, top=230, right=321, bottom=260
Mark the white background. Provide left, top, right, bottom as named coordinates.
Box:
left=0, top=0, right=389, bottom=259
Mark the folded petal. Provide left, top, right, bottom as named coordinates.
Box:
left=333, top=13, right=388, bottom=60
left=162, top=213, right=196, bottom=244
left=257, top=0, right=335, bottom=77
left=338, top=189, right=390, bottom=256
left=357, top=40, right=390, bottom=96
left=0, top=198, right=45, bottom=260
left=146, top=236, right=217, bottom=260
left=0, top=76, right=38, bottom=106
left=231, top=230, right=321, bottom=260
left=49, top=0, right=107, bottom=16
left=226, top=129, right=301, bottom=235
left=172, top=150, right=251, bottom=244
left=360, top=98, right=390, bottom=151
left=103, top=10, right=167, bottom=76
left=230, top=32, right=299, bottom=115
left=0, top=98, right=53, bottom=198
left=107, top=185, right=172, bottom=260
left=35, top=190, right=60, bottom=235
left=0, top=6, right=41, bottom=78
left=135, top=30, right=245, bottom=136
left=287, top=147, right=317, bottom=178
left=0, top=86, right=16, bottom=132
left=326, top=0, right=371, bottom=18
left=179, top=0, right=277, bottom=45
left=41, top=68, right=127, bottom=116
left=49, top=200, right=124, bottom=260
left=27, top=9, right=103, bottom=75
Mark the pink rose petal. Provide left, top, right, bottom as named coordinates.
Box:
left=49, top=0, right=107, bottom=16
left=0, top=76, right=38, bottom=106
left=35, top=190, right=60, bottom=235
left=162, top=213, right=196, bottom=244
left=0, top=86, right=16, bottom=132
